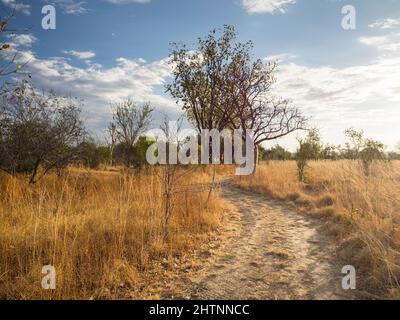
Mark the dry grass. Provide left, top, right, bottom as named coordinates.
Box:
left=234, top=160, right=400, bottom=297
left=0, top=166, right=227, bottom=299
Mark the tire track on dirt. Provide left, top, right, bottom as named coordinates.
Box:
left=186, top=185, right=347, bottom=300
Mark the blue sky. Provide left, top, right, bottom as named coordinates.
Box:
left=1, top=0, right=400, bottom=150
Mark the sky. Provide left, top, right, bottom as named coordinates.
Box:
left=1, top=0, right=400, bottom=151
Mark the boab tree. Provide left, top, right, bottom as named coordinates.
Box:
left=167, top=25, right=306, bottom=171
left=221, top=28, right=306, bottom=164
left=0, top=81, right=86, bottom=183
left=166, top=25, right=237, bottom=132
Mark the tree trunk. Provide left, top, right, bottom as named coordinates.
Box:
left=253, top=144, right=259, bottom=174
left=29, top=159, right=41, bottom=185
left=205, top=164, right=216, bottom=208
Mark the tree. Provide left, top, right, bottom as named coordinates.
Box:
left=106, top=123, right=117, bottom=166
left=344, top=128, right=386, bottom=175
left=167, top=25, right=305, bottom=172
left=343, top=128, right=364, bottom=159
left=320, top=144, right=340, bottom=160
left=222, top=43, right=306, bottom=148
left=359, top=139, right=385, bottom=176
left=109, top=99, right=153, bottom=167
left=263, top=144, right=292, bottom=161
left=113, top=136, right=155, bottom=168
left=78, top=141, right=110, bottom=169
left=388, top=151, right=400, bottom=161
left=391, top=142, right=400, bottom=160
left=0, top=81, right=86, bottom=183
left=166, top=25, right=237, bottom=132
left=296, top=128, right=322, bottom=182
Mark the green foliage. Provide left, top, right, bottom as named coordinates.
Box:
left=343, top=128, right=364, bottom=159
left=113, top=136, right=155, bottom=168
left=320, top=144, right=340, bottom=160
left=0, top=81, right=86, bottom=183
left=166, top=25, right=241, bottom=130
left=109, top=99, right=153, bottom=167
left=296, top=129, right=322, bottom=182
left=262, top=144, right=292, bottom=161
left=166, top=25, right=278, bottom=134
left=132, top=136, right=155, bottom=167
left=78, top=142, right=110, bottom=169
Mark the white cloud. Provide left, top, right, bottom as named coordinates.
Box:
left=1, top=0, right=31, bottom=15
left=64, top=50, right=96, bottom=60
left=10, top=48, right=177, bottom=136
left=265, top=53, right=297, bottom=62
left=8, top=34, right=38, bottom=47
left=267, top=31, right=400, bottom=149
left=45, top=0, right=88, bottom=15
left=274, top=58, right=400, bottom=109
left=359, top=36, right=388, bottom=47
left=242, top=0, right=296, bottom=14
left=369, top=17, right=400, bottom=30
left=359, top=33, right=400, bottom=52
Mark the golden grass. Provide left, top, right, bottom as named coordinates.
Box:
left=234, top=160, right=400, bottom=297
left=0, top=166, right=226, bottom=299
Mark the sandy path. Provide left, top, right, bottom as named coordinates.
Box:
left=184, top=185, right=347, bottom=300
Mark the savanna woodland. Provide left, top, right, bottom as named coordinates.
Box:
left=1, top=5, right=400, bottom=300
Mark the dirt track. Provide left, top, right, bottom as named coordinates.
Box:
left=184, top=185, right=348, bottom=300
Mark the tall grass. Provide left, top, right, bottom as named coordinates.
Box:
left=234, top=160, right=400, bottom=297
left=0, top=167, right=225, bottom=299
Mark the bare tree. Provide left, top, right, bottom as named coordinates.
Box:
left=0, top=81, right=86, bottom=183
left=149, top=115, right=200, bottom=241
left=106, top=123, right=117, bottom=166
left=159, top=116, right=179, bottom=241
left=109, top=99, right=153, bottom=167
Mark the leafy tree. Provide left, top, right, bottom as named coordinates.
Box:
left=296, top=128, right=322, bottom=182
left=359, top=139, right=385, bottom=176
left=391, top=142, right=400, bottom=160
left=0, top=81, right=86, bottom=183
left=78, top=142, right=110, bottom=169
left=320, top=144, right=340, bottom=160
left=166, top=25, right=237, bottom=132
left=167, top=25, right=305, bottom=172
left=343, top=128, right=364, bottom=159
left=263, top=144, right=292, bottom=161
left=113, top=137, right=155, bottom=168
left=388, top=151, right=400, bottom=161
